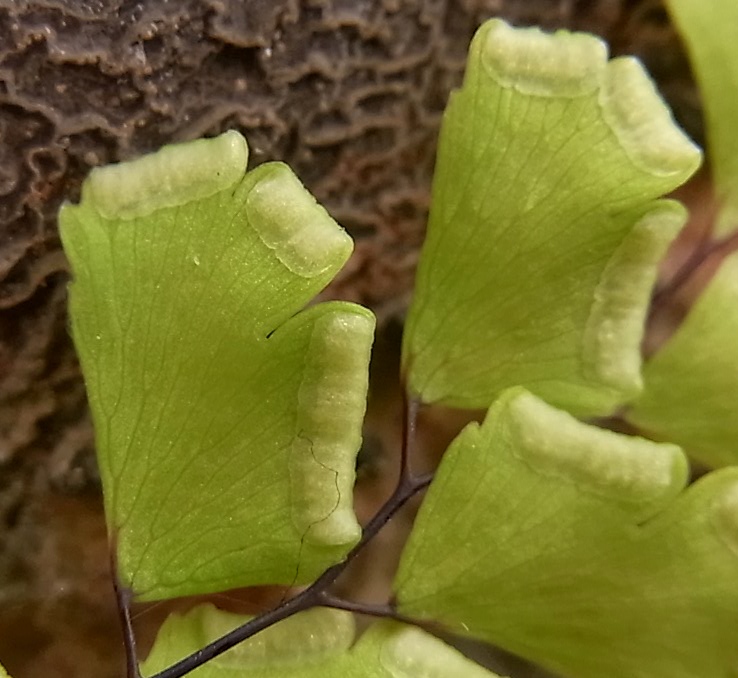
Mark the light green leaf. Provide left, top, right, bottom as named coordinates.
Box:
left=60, top=131, right=375, bottom=601
left=140, top=605, right=503, bottom=677
left=394, top=388, right=738, bottom=678
left=0, top=662, right=9, bottom=678
left=666, top=0, right=738, bottom=234
left=141, top=606, right=354, bottom=678
left=627, top=252, right=738, bottom=467
left=402, top=19, right=700, bottom=416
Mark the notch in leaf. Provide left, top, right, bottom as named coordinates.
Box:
left=61, top=131, right=375, bottom=601
left=402, top=19, right=701, bottom=416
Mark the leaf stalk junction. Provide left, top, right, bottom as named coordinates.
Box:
left=117, top=392, right=432, bottom=678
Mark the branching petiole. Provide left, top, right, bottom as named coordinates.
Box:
left=148, top=391, right=432, bottom=678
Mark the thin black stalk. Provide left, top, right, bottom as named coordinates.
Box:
left=112, top=551, right=141, bottom=678
left=150, top=585, right=321, bottom=678
left=150, top=392, right=433, bottom=678
left=340, top=471, right=433, bottom=567
left=317, top=591, right=435, bottom=632
left=650, top=229, right=738, bottom=317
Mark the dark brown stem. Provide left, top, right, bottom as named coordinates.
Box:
left=150, top=393, right=432, bottom=678
left=650, top=229, right=738, bottom=317
left=112, top=550, right=141, bottom=678
left=316, top=591, right=435, bottom=632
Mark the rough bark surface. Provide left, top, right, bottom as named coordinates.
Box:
left=0, top=1, right=699, bottom=675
